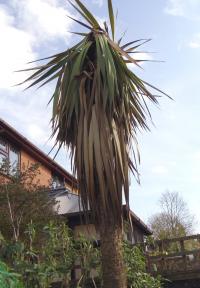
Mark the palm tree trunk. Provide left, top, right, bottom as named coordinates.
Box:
left=99, top=222, right=127, bottom=288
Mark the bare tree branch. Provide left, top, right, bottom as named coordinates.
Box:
left=149, top=191, right=196, bottom=239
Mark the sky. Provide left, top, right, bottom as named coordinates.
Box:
left=1, top=0, right=200, bottom=230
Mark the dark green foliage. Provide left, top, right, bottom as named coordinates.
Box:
left=0, top=260, right=23, bottom=288
left=0, top=221, right=75, bottom=287
left=0, top=220, right=162, bottom=287
left=0, top=164, right=57, bottom=241
left=0, top=221, right=99, bottom=288
left=74, top=235, right=101, bottom=287
left=123, top=242, right=162, bottom=288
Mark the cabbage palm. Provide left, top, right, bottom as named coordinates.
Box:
left=19, top=0, right=167, bottom=287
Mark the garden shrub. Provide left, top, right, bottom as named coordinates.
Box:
left=0, top=221, right=162, bottom=287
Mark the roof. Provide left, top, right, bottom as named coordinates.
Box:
left=53, top=189, right=152, bottom=236
left=0, top=118, right=77, bottom=187
left=66, top=209, right=152, bottom=236
left=127, top=207, right=152, bottom=236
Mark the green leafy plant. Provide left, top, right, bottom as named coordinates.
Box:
left=0, top=261, right=23, bottom=288
left=74, top=235, right=101, bottom=288
left=0, top=220, right=162, bottom=287
left=123, top=242, right=162, bottom=288
left=0, top=163, right=57, bottom=242
left=0, top=220, right=75, bottom=287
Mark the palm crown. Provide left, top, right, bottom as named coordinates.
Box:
left=19, top=0, right=167, bottom=225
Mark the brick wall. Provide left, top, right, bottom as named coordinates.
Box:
left=21, top=150, right=52, bottom=187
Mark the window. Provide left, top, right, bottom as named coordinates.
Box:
left=51, top=174, right=64, bottom=189
left=0, top=153, right=6, bottom=164
left=9, top=146, right=19, bottom=174
left=0, top=137, right=7, bottom=153
left=0, top=136, right=8, bottom=168
left=0, top=136, right=20, bottom=174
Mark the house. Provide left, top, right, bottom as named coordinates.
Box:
left=0, top=118, right=76, bottom=190
left=0, top=118, right=151, bottom=244
left=54, top=189, right=151, bottom=244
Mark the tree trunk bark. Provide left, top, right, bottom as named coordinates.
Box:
left=99, top=222, right=127, bottom=288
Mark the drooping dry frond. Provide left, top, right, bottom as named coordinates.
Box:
left=18, top=0, right=168, bottom=225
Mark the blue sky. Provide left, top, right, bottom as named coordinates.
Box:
left=0, top=0, right=200, bottom=229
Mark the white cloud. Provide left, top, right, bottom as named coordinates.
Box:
left=152, top=165, right=168, bottom=175
left=165, top=0, right=185, bottom=16
left=92, top=0, right=104, bottom=7
left=0, top=88, right=71, bottom=169
left=189, top=34, right=200, bottom=48
left=127, top=52, right=153, bottom=70
left=193, top=151, right=200, bottom=160
left=165, top=0, right=200, bottom=20
left=132, top=52, right=153, bottom=61
left=189, top=42, right=200, bottom=48
left=0, top=88, right=52, bottom=144
left=0, top=7, right=36, bottom=89
left=0, top=1, right=73, bottom=90
left=27, top=124, right=50, bottom=145
left=0, top=1, right=75, bottom=165
left=10, top=0, right=73, bottom=40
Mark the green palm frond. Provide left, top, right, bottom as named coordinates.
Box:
left=108, top=0, right=115, bottom=40
left=18, top=0, right=169, bottom=225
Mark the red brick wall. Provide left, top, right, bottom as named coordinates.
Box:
left=20, top=150, right=52, bottom=187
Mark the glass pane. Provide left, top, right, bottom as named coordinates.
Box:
left=0, top=152, right=8, bottom=172
left=9, top=146, right=19, bottom=174
left=51, top=175, right=64, bottom=189
left=0, top=153, right=6, bottom=165
left=0, top=136, right=7, bottom=152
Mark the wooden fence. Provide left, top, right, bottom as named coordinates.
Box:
left=146, top=234, right=200, bottom=281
